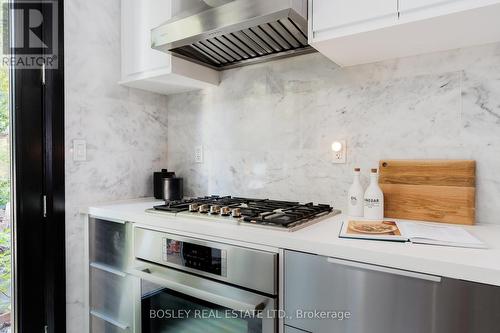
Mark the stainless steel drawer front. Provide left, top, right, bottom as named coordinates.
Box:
left=90, top=266, right=133, bottom=327
left=89, top=217, right=130, bottom=270
left=134, top=227, right=278, bottom=295
left=90, top=311, right=130, bottom=333
left=284, top=250, right=500, bottom=333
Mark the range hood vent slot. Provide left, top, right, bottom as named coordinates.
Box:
left=152, top=0, right=314, bottom=70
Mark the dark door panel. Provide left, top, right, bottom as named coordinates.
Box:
left=10, top=0, right=65, bottom=332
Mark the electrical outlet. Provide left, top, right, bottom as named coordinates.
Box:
left=331, top=140, right=346, bottom=164
left=194, top=145, right=204, bottom=163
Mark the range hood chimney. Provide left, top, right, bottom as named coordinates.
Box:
left=152, top=0, right=314, bottom=71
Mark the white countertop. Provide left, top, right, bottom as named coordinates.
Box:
left=84, top=198, right=500, bottom=287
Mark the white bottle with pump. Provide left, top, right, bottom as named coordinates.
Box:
left=364, top=168, right=384, bottom=220
left=347, top=168, right=364, bottom=217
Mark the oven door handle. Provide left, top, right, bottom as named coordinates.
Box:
left=131, top=263, right=269, bottom=312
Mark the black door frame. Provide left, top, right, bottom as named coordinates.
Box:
left=10, top=0, right=65, bottom=332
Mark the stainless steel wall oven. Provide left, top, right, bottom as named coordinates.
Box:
left=131, top=227, right=278, bottom=333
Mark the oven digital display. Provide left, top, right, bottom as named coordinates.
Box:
left=163, top=238, right=224, bottom=276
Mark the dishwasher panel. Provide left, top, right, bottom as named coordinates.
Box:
left=284, top=250, right=500, bottom=333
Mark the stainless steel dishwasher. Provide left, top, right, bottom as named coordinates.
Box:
left=284, top=250, right=500, bottom=333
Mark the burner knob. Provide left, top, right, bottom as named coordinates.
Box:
left=220, top=206, right=231, bottom=216
left=198, top=204, right=209, bottom=213
left=231, top=208, right=241, bottom=218
left=189, top=204, right=199, bottom=212
left=210, top=205, right=220, bottom=214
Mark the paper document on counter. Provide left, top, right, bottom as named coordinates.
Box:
left=398, top=221, right=486, bottom=248
left=340, top=220, right=486, bottom=249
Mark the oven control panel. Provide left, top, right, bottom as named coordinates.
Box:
left=134, top=227, right=277, bottom=294
left=162, top=237, right=227, bottom=277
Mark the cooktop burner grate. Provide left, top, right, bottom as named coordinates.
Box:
left=152, top=195, right=339, bottom=230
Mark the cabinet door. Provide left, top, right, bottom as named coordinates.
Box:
left=121, top=0, right=171, bottom=79
left=284, top=251, right=500, bottom=333
left=400, top=0, right=460, bottom=11
left=312, top=0, right=397, bottom=33
left=398, top=0, right=499, bottom=19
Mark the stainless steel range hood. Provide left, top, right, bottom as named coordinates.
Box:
left=152, top=0, right=314, bottom=71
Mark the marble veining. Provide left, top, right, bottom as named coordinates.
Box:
left=65, top=0, right=168, bottom=332
left=167, top=43, right=500, bottom=225
left=65, top=1, right=500, bottom=329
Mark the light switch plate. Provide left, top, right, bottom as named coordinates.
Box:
left=194, top=145, right=203, bottom=163
left=73, top=139, right=87, bottom=161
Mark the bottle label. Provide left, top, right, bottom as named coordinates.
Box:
left=364, top=198, right=381, bottom=209
left=350, top=196, right=359, bottom=206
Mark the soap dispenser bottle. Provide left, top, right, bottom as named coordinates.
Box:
left=347, top=168, right=364, bottom=217
left=364, top=168, right=384, bottom=220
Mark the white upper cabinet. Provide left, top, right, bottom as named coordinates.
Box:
left=398, top=0, right=499, bottom=20
left=399, top=0, right=461, bottom=13
left=121, top=0, right=170, bottom=78
left=309, top=0, right=500, bottom=67
left=120, top=0, right=220, bottom=95
left=312, top=0, right=397, bottom=39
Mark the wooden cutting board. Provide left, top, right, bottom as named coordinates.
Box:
left=379, top=160, right=476, bottom=225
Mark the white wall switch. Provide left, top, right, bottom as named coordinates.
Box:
left=331, top=140, right=346, bottom=164
left=73, top=139, right=87, bottom=161
left=194, top=145, right=204, bottom=163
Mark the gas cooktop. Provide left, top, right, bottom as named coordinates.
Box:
left=147, top=195, right=341, bottom=231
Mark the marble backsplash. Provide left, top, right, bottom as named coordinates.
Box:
left=166, top=42, right=500, bottom=225
left=65, top=0, right=168, bottom=331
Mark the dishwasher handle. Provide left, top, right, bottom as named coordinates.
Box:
left=131, top=263, right=269, bottom=312
left=327, top=257, right=442, bottom=283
